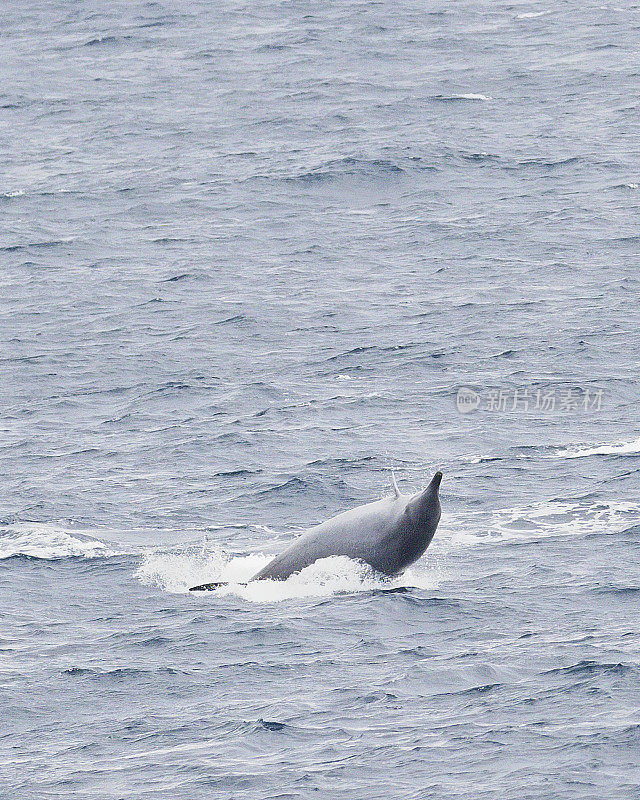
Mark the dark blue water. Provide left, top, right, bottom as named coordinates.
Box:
left=2, top=1, right=640, bottom=797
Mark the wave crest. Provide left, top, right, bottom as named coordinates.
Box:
left=554, top=437, right=640, bottom=458
left=0, top=523, right=115, bottom=560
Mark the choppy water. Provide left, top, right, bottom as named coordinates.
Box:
left=2, top=1, right=640, bottom=798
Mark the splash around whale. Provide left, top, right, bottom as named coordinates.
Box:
left=189, top=471, right=442, bottom=591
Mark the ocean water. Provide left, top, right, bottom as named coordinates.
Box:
left=2, top=0, right=640, bottom=797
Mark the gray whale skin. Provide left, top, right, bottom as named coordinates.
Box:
left=189, top=471, right=442, bottom=590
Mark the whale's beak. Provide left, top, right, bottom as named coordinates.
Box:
left=428, top=471, right=442, bottom=493
left=407, top=471, right=442, bottom=527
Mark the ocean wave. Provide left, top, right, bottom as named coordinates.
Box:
left=0, top=523, right=118, bottom=560
left=431, top=93, right=492, bottom=102
left=82, top=34, right=133, bottom=47
left=277, top=157, right=412, bottom=185
left=554, top=437, right=640, bottom=458
left=458, top=455, right=503, bottom=464
left=63, top=666, right=183, bottom=679
left=543, top=660, right=635, bottom=677
left=443, top=499, right=640, bottom=547
left=517, top=11, right=551, bottom=19
left=610, top=182, right=640, bottom=191
left=0, top=238, right=74, bottom=252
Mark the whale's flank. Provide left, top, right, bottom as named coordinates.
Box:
left=189, top=471, right=442, bottom=590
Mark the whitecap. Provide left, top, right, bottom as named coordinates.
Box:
left=554, top=437, right=640, bottom=458
left=517, top=11, right=549, bottom=19
left=443, top=93, right=491, bottom=101
left=442, top=500, right=640, bottom=547
left=455, top=93, right=492, bottom=100
left=0, top=523, right=115, bottom=560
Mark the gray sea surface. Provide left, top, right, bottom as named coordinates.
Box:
left=1, top=1, right=639, bottom=798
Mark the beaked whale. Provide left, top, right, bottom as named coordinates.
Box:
left=189, top=471, right=442, bottom=591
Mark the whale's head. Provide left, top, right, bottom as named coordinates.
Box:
left=405, top=471, right=442, bottom=546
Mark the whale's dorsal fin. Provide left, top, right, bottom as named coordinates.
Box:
left=391, top=469, right=400, bottom=499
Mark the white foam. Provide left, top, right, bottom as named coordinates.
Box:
left=458, top=454, right=501, bottom=464
left=442, top=500, right=640, bottom=547
left=0, top=523, right=114, bottom=560
left=220, top=557, right=441, bottom=603
left=517, top=11, right=549, bottom=19
left=452, top=93, right=492, bottom=101
left=554, top=437, right=640, bottom=458
left=137, top=544, right=442, bottom=603
left=136, top=545, right=266, bottom=594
